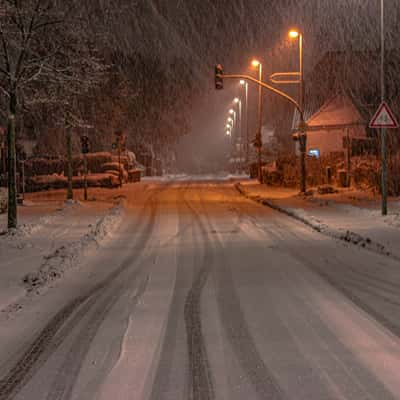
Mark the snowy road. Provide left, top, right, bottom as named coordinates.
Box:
left=2, top=181, right=400, bottom=399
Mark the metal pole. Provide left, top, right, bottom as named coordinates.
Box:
left=83, top=154, right=88, bottom=201
left=239, top=100, right=243, bottom=172
left=257, top=64, right=263, bottom=183
left=299, top=34, right=307, bottom=194
left=21, top=160, right=25, bottom=201
left=118, top=140, right=122, bottom=188
left=381, top=0, right=387, bottom=215
left=245, top=83, right=249, bottom=168
left=66, top=127, right=73, bottom=201
left=346, top=127, right=351, bottom=187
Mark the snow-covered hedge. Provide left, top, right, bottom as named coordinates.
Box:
left=26, top=173, right=120, bottom=192
left=0, top=187, right=7, bottom=214
left=24, top=152, right=129, bottom=177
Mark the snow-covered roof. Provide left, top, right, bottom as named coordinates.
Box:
left=307, top=94, right=364, bottom=129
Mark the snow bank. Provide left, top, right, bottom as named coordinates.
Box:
left=1, top=213, right=57, bottom=241
left=236, top=183, right=394, bottom=259
left=22, top=202, right=125, bottom=293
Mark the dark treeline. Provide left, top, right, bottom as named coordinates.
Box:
left=2, top=1, right=400, bottom=157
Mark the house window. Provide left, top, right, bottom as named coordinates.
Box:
left=308, top=148, right=320, bottom=158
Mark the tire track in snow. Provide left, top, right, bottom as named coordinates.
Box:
left=149, top=183, right=215, bottom=400
left=0, top=186, right=166, bottom=400
left=196, top=186, right=286, bottom=400
left=182, top=186, right=215, bottom=400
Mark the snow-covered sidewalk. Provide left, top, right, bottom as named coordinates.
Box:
left=0, top=199, right=124, bottom=314
left=236, top=181, right=400, bottom=260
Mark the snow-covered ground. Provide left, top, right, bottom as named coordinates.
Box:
left=237, top=180, right=400, bottom=259
left=3, top=180, right=400, bottom=399
left=0, top=196, right=123, bottom=315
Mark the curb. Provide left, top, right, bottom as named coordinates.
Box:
left=235, top=182, right=396, bottom=261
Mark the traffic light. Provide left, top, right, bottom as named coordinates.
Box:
left=215, top=64, right=224, bottom=90
left=81, top=135, right=90, bottom=154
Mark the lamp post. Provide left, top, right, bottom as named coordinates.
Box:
left=226, top=124, right=233, bottom=169
left=240, top=80, right=249, bottom=169
left=229, top=109, right=236, bottom=123
left=289, top=30, right=306, bottom=193
left=252, top=59, right=263, bottom=183
left=234, top=97, right=243, bottom=172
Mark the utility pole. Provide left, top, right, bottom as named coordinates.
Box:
left=381, top=0, right=387, bottom=216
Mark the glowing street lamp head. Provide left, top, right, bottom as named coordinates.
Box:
left=289, top=30, right=300, bottom=38
left=229, top=109, right=235, bottom=114
left=239, top=80, right=246, bottom=85
left=234, top=98, right=240, bottom=104
left=252, top=59, right=260, bottom=67
left=226, top=124, right=231, bottom=129
left=227, top=117, right=233, bottom=123
left=226, top=130, right=231, bottom=136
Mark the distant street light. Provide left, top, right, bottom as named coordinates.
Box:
left=233, top=97, right=243, bottom=172
left=289, top=29, right=306, bottom=193
left=252, top=59, right=263, bottom=183
left=240, top=80, right=250, bottom=166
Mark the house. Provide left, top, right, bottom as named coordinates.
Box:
left=304, top=94, right=367, bottom=157
left=293, top=50, right=400, bottom=157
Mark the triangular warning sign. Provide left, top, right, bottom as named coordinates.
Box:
left=369, top=102, right=399, bottom=129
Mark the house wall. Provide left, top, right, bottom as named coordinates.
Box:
left=306, top=126, right=367, bottom=156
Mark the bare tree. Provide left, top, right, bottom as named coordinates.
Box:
left=0, top=0, right=105, bottom=228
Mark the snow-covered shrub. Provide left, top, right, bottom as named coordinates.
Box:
left=0, top=187, right=7, bottom=213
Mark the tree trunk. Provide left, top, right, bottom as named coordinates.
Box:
left=7, top=92, right=17, bottom=229
left=66, top=127, right=73, bottom=200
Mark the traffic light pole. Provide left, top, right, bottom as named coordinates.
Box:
left=218, top=73, right=307, bottom=193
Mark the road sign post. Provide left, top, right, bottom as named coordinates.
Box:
left=369, top=101, right=399, bottom=216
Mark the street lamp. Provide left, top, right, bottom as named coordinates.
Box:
left=233, top=97, right=243, bottom=172
left=252, top=59, right=263, bottom=183
left=240, top=80, right=250, bottom=167
left=289, top=29, right=306, bottom=193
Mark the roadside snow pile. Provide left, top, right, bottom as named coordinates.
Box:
left=1, top=214, right=56, bottom=243
left=383, top=213, right=400, bottom=229
left=22, top=203, right=124, bottom=293
left=235, top=183, right=394, bottom=259
left=0, top=188, right=7, bottom=214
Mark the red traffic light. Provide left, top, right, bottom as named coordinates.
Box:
left=80, top=135, right=90, bottom=154
left=215, top=64, right=224, bottom=90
